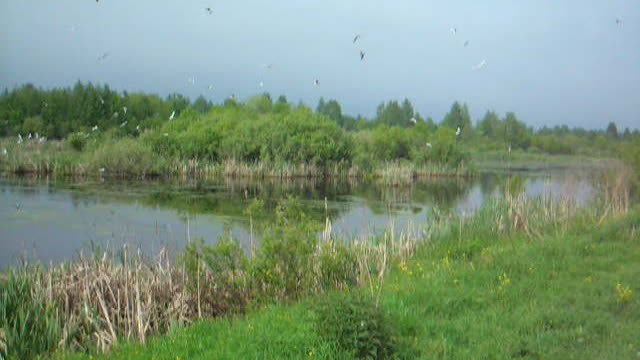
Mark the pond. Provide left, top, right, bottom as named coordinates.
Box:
left=0, top=170, right=594, bottom=269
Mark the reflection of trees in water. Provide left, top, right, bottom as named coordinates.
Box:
left=352, top=178, right=475, bottom=214
left=479, top=173, right=505, bottom=198
left=3, top=174, right=503, bottom=228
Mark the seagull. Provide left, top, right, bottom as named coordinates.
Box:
left=464, top=40, right=469, bottom=47
left=426, top=142, right=433, bottom=148
left=456, top=127, right=461, bottom=136
left=360, top=50, right=365, bottom=61
left=97, top=52, right=109, bottom=62
left=410, top=117, right=417, bottom=124
left=353, top=34, right=361, bottom=43
left=314, top=79, right=319, bottom=86
left=123, top=106, right=127, bottom=115
left=450, top=27, right=457, bottom=36
left=472, top=59, right=486, bottom=71
left=169, top=111, right=175, bottom=120
left=120, top=121, right=128, bottom=128
left=92, top=125, right=99, bottom=132
left=205, top=7, right=213, bottom=15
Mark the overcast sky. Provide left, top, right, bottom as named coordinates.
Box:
left=1, top=1, right=639, bottom=129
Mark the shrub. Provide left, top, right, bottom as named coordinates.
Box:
left=315, top=293, right=397, bottom=360
left=66, top=132, right=87, bottom=151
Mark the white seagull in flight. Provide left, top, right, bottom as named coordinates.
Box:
left=472, top=59, right=486, bottom=71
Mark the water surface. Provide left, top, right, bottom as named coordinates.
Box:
left=0, top=171, right=593, bottom=268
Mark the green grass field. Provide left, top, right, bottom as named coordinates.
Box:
left=55, top=207, right=640, bottom=360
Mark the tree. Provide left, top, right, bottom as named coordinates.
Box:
left=478, top=110, right=500, bottom=138
left=316, top=98, right=343, bottom=125
left=192, top=96, right=212, bottom=113
left=441, top=102, right=471, bottom=134
left=606, top=122, right=618, bottom=139
left=502, top=112, right=531, bottom=149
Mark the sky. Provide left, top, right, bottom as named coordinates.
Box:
left=1, top=0, right=639, bottom=130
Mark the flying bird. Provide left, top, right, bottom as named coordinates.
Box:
left=169, top=111, right=176, bottom=120
left=464, top=40, right=469, bottom=47
left=205, top=7, right=213, bottom=15
left=314, top=79, right=319, bottom=86
left=616, top=17, right=622, bottom=26
left=450, top=27, right=457, bottom=36
left=353, top=34, right=361, bottom=43
left=97, top=52, right=109, bottom=62
left=472, top=59, right=486, bottom=71
left=259, top=81, right=264, bottom=87
left=359, top=50, right=365, bottom=61
left=208, top=84, right=214, bottom=91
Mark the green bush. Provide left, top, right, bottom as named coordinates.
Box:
left=412, top=127, right=469, bottom=167
left=246, top=198, right=322, bottom=300
left=315, top=293, right=397, bottom=360
left=179, top=236, right=250, bottom=315
left=66, top=132, right=87, bottom=151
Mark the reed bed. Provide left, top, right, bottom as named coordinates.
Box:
left=1, top=138, right=471, bottom=181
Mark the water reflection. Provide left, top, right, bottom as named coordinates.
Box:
left=0, top=172, right=593, bottom=268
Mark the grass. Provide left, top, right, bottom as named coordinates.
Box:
left=48, top=197, right=640, bottom=359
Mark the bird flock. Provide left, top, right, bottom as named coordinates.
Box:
left=57, top=3, right=628, bottom=143
left=85, top=2, right=627, bottom=102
